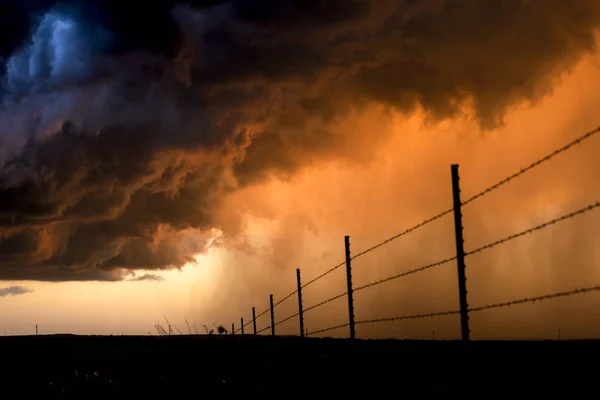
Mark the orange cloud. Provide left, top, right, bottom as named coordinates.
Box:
left=191, top=50, right=600, bottom=340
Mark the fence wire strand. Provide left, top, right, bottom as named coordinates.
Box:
left=354, top=256, right=457, bottom=292
left=235, top=318, right=254, bottom=334
left=306, top=323, right=350, bottom=336
left=273, top=290, right=298, bottom=308
left=350, top=209, right=453, bottom=261
left=303, top=292, right=347, bottom=313
left=462, top=126, right=600, bottom=206
left=256, top=325, right=271, bottom=334
left=254, top=308, right=269, bottom=321
left=233, top=126, right=600, bottom=338
left=239, top=199, right=600, bottom=332
left=465, top=201, right=600, bottom=257
left=236, top=289, right=299, bottom=333
left=301, top=209, right=453, bottom=290
left=273, top=312, right=300, bottom=328
left=355, top=285, right=600, bottom=328
left=302, top=261, right=346, bottom=289
left=297, top=127, right=600, bottom=291
left=470, top=285, right=600, bottom=313
left=356, top=310, right=460, bottom=325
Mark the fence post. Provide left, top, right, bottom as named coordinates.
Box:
left=252, top=307, right=257, bottom=335
left=241, top=318, right=244, bottom=335
left=345, top=235, right=356, bottom=339
left=231, top=323, right=235, bottom=335
left=450, top=164, right=470, bottom=341
left=269, top=294, right=275, bottom=336
left=296, top=268, right=305, bottom=337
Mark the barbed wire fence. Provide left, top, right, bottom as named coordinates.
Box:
left=232, top=126, right=600, bottom=340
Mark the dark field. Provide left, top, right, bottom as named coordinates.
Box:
left=0, top=335, right=597, bottom=398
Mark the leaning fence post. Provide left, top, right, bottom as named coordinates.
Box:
left=269, top=294, right=275, bottom=336
left=241, top=317, right=244, bottom=335
left=450, top=164, right=470, bottom=341
left=296, top=268, right=305, bottom=337
left=345, top=235, right=356, bottom=339
left=252, top=307, right=257, bottom=335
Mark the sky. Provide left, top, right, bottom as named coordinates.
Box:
left=1, top=0, right=600, bottom=339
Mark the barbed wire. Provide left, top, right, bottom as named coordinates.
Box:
left=300, top=208, right=454, bottom=292
left=298, top=204, right=451, bottom=292
left=235, top=289, right=299, bottom=333
left=295, top=127, right=600, bottom=293
left=256, top=325, right=271, bottom=334
left=237, top=196, right=596, bottom=332
left=244, top=286, right=600, bottom=335
left=273, top=312, right=300, bottom=328
left=356, top=309, right=460, bottom=325
left=234, top=317, right=255, bottom=334
left=235, top=288, right=340, bottom=333
left=350, top=209, right=453, bottom=261
left=272, top=290, right=298, bottom=308
left=301, top=261, right=346, bottom=289
left=236, top=311, right=298, bottom=334
left=306, top=323, right=350, bottom=336
left=236, top=201, right=600, bottom=334
left=353, top=285, right=600, bottom=329
left=466, top=201, right=600, bottom=257
left=353, top=256, right=457, bottom=292
left=232, top=307, right=271, bottom=334
left=462, top=126, right=600, bottom=206
left=232, top=125, right=600, bottom=337
left=303, top=292, right=347, bottom=313
left=470, top=285, right=600, bottom=313
left=252, top=212, right=451, bottom=318
left=254, top=307, right=270, bottom=321
left=238, top=198, right=598, bottom=332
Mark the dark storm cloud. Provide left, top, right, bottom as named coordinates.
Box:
left=0, top=285, right=33, bottom=297
left=129, top=273, right=165, bottom=282
left=0, top=0, right=599, bottom=281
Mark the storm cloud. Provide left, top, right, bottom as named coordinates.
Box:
left=0, top=285, right=33, bottom=297
left=129, top=273, right=165, bottom=282
left=0, top=0, right=599, bottom=281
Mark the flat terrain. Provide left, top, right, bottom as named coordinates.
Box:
left=0, top=335, right=597, bottom=397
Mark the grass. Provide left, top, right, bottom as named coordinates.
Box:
left=153, top=316, right=228, bottom=336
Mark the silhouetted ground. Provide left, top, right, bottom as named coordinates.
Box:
left=0, top=335, right=597, bottom=398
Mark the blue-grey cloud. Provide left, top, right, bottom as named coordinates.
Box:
left=4, top=10, right=110, bottom=95
left=0, top=285, right=33, bottom=297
